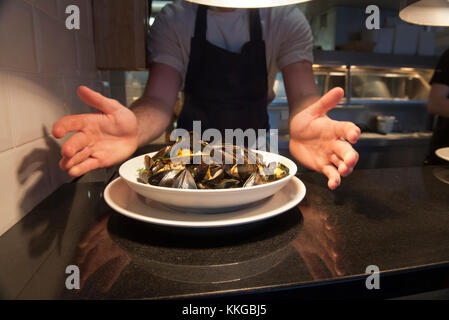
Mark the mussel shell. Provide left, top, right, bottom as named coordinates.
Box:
left=144, top=155, right=154, bottom=169
left=224, top=164, right=257, bottom=181
left=152, top=145, right=172, bottom=161
left=243, top=171, right=264, bottom=187
left=150, top=161, right=166, bottom=175
left=202, top=165, right=224, bottom=183
left=186, top=163, right=208, bottom=183
left=172, top=169, right=197, bottom=189
left=137, top=169, right=150, bottom=184
left=149, top=169, right=180, bottom=187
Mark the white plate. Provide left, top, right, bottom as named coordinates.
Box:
left=435, top=147, right=449, bottom=162
left=119, top=150, right=297, bottom=212
left=104, top=176, right=306, bottom=228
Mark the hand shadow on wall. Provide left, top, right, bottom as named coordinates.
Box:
left=17, top=127, right=72, bottom=258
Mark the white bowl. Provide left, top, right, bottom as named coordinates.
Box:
left=118, top=150, right=298, bottom=212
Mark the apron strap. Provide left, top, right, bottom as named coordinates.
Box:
left=249, top=9, right=263, bottom=41
left=194, top=5, right=262, bottom=42
left=194, top=5, right=208, bottom=40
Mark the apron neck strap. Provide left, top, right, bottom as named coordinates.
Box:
left=249, top=9, right=262, bottom=41
left=194, top=5, right=263, bottom=42
left=194, top=5, right=208, bottom=40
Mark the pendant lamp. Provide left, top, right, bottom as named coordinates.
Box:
left=185, top=0, right=311, bottom=9
left=399, top=0, right=449, bottom=26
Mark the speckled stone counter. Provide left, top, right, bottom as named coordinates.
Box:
left=1, top=161, right=449, bottom=299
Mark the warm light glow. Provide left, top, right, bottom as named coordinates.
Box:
left=399, top=0, right=449, bottom=26
left=185, top=0, right=311, bottom=9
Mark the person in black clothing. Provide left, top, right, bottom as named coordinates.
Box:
left=426, top=48, right=449, bottom=164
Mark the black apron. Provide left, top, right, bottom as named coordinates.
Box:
left=177, top=5, right=269, bottom=135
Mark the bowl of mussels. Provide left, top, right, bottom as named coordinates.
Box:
left=119, top=136, right=297, bottom=212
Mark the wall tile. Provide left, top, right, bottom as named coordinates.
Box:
left=0, top=138, right=52, bottom=236
left=33, top=8, right=78, bottom=75
left=0, top=136, right=60, bottom=298
left=7, top=72, right=68, bottom=146
left=26, top=0, right=58, bottom=18
left=0, top=0, right=98, bottom=237
left=46, top=135, right=73, bottom=192
left=0, top=0, right=38, bottom=72
left=76, top=34, right=97, bottom=75
left=63, top=77, right=93, bottom=114
left=0, top=71, right=14, bottom=152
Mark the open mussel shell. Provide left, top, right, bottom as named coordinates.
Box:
left=257, top=162, right=289, bottom=181
left=144, top=155, right=154, bottom=169
left=152, top=145, right=172, bottom=161
left=149, top=169, right=179, bottom=187
left=203, top=165, right=224, bottom=183
left=186, top=163, right=208, bottom=183
left=243, top=171, right=265, bottom=187
left=172, top=169, right=197, bottom=189
left=224, top=163, right=258, bottom=181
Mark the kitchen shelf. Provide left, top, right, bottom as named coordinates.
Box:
left=314, top=49, right=439, bottom=69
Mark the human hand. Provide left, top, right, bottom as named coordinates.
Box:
left=52, top=86, right=139, bottom=177
left=292, top=200, right=345, bottom=279
left=75, top=215, right=131, bottom=292
left=289, top=88, right=360, bottom=190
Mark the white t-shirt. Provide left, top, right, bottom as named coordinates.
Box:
left=147, top=0, right=314, bottom=102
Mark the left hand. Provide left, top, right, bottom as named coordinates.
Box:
left=289, top=87, right=360, bottom=190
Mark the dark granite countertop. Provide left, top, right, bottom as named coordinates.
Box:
left=1, top=147, right=449, bottom=299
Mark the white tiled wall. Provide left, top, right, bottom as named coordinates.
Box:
left=0, top=0, right=108, bottom=236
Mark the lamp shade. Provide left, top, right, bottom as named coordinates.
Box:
left=185, top=0, right=311, bottom=9
left=399, top=0, right=449, bottom=26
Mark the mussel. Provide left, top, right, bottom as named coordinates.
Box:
left=137, top=134, right=289, bottom=189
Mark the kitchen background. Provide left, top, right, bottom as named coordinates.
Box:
left=0, top=0, right=448, bottom=236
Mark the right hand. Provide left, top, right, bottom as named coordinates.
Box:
left=53, top=86, right=139, bottom=177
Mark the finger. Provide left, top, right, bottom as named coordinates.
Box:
left=331, top=140, right=359, bottom=169
left=330, top=154, right=352, bottom=177
left=77, top=86, right=119, bottom=114
left=322, top=165, right=341, bottom=190
left=68, top=158, right=101, bottom=177
left=52, top=115, right=85, bottom=139
left=60, top=147, right=92, bottom=171
left=310, top=87, right=344, bottom=116
left=61, top=132, right=90, bottom=158
left=333, top=121, right=361, bottom=144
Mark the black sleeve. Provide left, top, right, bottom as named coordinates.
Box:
left=430, top=48, right=449, bottom=86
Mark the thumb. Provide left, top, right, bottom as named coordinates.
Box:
left=309, top=87, right=344, bottom=116
left=77, top=86, right=120, bottom=114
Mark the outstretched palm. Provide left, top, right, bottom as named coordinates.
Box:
left=289, top=88, right=360, bottom=190
left=53, top=86, right=138, bottom=177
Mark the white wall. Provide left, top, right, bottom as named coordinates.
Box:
left=0, top=0, right=109, bottom=236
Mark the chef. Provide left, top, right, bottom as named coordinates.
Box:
left=52, top=0, right=360, bottom=190
left=426, top=48, right=449, bottom=164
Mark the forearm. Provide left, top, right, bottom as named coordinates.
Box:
left=282, top=61, right=320, bottom=132
left=428, top=98, right=449, bottom=118
left=288, top=94, right=320, bottom=117
left=130, top=96, right=174, bottom=147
